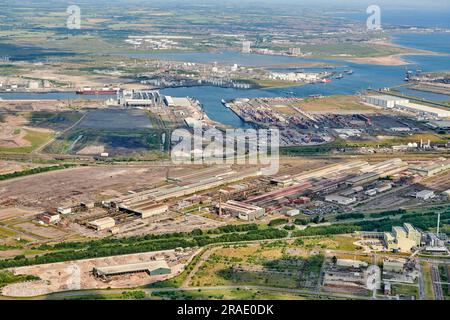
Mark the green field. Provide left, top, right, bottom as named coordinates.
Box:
left=188, top=243, right=323, bottom=289
left=302, top=43, right=422, bottom=59
left=421, top=262, right=435, bottom=300
left=392, top=284, right=420, bottom=299
left=438, top=265, right=450, bottom=300
left=0, top=227, right=16, bottom=239
left=0, top=129, right=54, bottom=154
left=0, top=271, right=39, bottom=289
left=27, top=112, right=83, bottom=130
left=46, top=128, right=168, bottom=157
left=152, top=288, right=312, bottom=300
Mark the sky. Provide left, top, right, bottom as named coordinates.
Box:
left=20, top=0, right=449, bottom=10
left=6, top=0, right=449, bottom=15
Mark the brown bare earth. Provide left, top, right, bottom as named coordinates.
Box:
left=423, top=171, right=450, bottom=191
left=348, top=54, right=410, bottom=66
left=0, top=99, right=106, bottom=112
left=15, top=222, right=68, bottom=239
left=0, top=159, right=326, bottom=210
left=0, top=207, right=39, bottom=221
left=0, top=161, right=32, bottom=175
left=0, top=124, right=30, bottom=148
left=3, top=114, right=28, bottom=126
left=0, top=115, right=31, bottom=147
left=0, top=165, right=170, bottom=209
left=1, top=249, right=198, bottom=297
left=76, top=145, right=105, bottom=155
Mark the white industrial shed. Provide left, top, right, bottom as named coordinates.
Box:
left=88, top=217, right=116, bottom=231
left=365, top=95, right=409, bottom=108
left=365, top=95, right=450, bottom=118
left=394, top=101, right=450, bottom=118
left=93, top=260, right=171, bottom=277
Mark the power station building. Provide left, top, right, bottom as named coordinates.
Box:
left=384, top=223, right=422, bottom=252
left=119, top=90, right=163, bottom=107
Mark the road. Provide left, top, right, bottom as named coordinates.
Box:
left=431, top=264, right=444, bottom=300
left=417, top=263, right=426, bottom=300
left=31, top=285, right=371, bottom=301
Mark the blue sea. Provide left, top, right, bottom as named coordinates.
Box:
left=336, top=8, right=450, bottom=29
left=161, top=32, right=450, bottom=127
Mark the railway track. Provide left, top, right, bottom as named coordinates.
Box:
left=431, top=264, right=444, bottom=300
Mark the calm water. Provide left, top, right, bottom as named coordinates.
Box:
left=2, top=32, right=450, bottom=128
left=393, top=32, right=450, bottom=55
left=398, top=88, right=450, bottom=102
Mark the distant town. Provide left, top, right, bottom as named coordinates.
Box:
left=0, top=0, right=449, bottom=303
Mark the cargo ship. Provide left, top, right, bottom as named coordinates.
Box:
left=221, top=99, right=231, bottom=108
left=76, top=87, right=120, bottom=95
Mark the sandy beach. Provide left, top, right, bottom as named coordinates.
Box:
left=348, top=54, right=411, bottom=66
left=346, top=37, right=438, bottom=66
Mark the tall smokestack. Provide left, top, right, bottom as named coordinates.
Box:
left=437, top=212, right=441, bottom=238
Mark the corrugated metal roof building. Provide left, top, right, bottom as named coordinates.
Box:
left=93, top=260, right=171, bottom=277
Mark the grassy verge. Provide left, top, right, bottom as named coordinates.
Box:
left=66, top=290, right=147, bottom=300
left=392, top=284, right=420, bottom=299
left=0, top=130, right=54, bottom=154
left=152, top=288, right=312, bottom=300
left=438, top=265, right=450, bottom=300
left=281, top=140, right=346, bottom=156
left=0, top=227, right=288, bottom=269
left=147, top=249, right=205, bottom=289
left=0, top=164, right=76, bottom=181
left=2, top=205, right=448, bottom=270
left=293, top=205, right=450, bottom=237
left=0, top=271, right=39, bottom=289
left=421, top=262, right=435, bottom=300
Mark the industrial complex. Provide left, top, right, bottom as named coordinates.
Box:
left=23, top=156, right=448, bottom=247
left=364, top=95, right=450, bottom=119
left=0, top=0, right=450, bottom=305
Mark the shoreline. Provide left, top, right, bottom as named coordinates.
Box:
left=347, top=54, right=412, bottom=66
left=345, top=35, right=443, bottom=66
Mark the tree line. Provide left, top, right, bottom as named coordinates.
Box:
left=1, top=228, right=288, bottom=269
left=0, top=164, right=75, bottom=181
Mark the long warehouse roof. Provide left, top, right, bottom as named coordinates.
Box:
left=94, top=260, right=170, bottom=276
